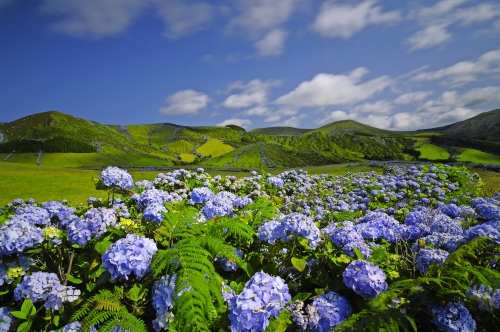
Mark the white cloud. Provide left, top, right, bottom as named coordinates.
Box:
left=351, top=100, right=393, bottom=115
left=276, top=68, right=392, bottom=107
left=216, top=118, right=252, bottom=129
left=315, top=110, right=357, bottom=125
left=406, top=25, right=452, bottom=51
left=153, top=0, right=212, bottom=39
left=254, top=28, right=288, bottom=57
left=394, top=91, right=432, bottom=104
left=241, top=106, right=269, bottom=116
left=221, top=79, right=281, bottom=109
left=413, top=48, right=500, bottom=86
left=40, top=0, right=148, bottom=38
left=270, top=114, right=306, bottom=127
left=226, top=0, right=301, bottom=56
left=407, top=0, right=500, bottom=51
left=159, top=89, right=210, bottom=116
left=311, top=0, right=401, bottom=39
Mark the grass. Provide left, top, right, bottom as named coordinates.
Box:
left=180, top=153, right=196, bottom=162
left=196, top=139, right=234, bottom=158
left=0, top=152, right=38, bottom=164
left=417, top=144, right=450, bottom=160
left=457, top=149, right=500, bottom=165
left=469, top=168, right=500, bottom=197
left=167, top=140, right=194, bottom=154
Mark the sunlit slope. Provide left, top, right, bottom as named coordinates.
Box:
left=457, top=149, right=500, bottom=164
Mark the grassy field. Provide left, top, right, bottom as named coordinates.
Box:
left=196, top=139, right=234, bottom=157
left=457, top=149, right=500, bottom=165
left=1, top=162, right=498, bottom=207
left=417, top=144, right=450, bottom=160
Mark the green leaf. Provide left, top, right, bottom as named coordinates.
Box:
left=315, top=288, right=325, bottom=295
left=0, top=289, right=9, bottom=296
left=291, top=257, right=307, bottom=272
left=298, top=238, right=312, bottom=250
left=10, top=311, right=27, bottom=320
left=126, top=284, right=147, bottom=302
left=86, top=283, right=96, bottom=292
left=95, top=240, right=113, bottom=254
left=20, top=299, right=34, bottom=317
left=17, top=321, right=32, bottom=332
left=291, top=292, right=311, bottom=302
left=53, top=315, right=60, bottom=327
left=353, top=247, right=365, bottom=260
left=67, top=274, right=83, bottom=284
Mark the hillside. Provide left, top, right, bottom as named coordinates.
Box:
left=0, top=109, right=499, bottom=168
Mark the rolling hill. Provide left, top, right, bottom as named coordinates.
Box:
left=0, top=109, right=499, bottom=168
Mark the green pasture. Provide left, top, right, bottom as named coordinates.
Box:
left=417, top=144, right=450, bottom=160
left=457, top=149, right=500, bottom=165
left=167, top=140, right=194, bottom=153
left=180, top=153, right=196, bottom=162
left=0, top=152, right=38, bottom=164
left=196, top=139, right=234, bottom=158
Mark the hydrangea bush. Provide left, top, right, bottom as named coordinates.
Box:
left=0, top=164, right=499, bottom=331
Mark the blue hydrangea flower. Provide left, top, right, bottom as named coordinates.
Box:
left=13, top=205, right=51, bottom=226
left=11, top=198, right=24, bottom=205
left=138, top=189, right=176, bottom=209
left=102, top=234, right=158, bottom=280
left=67, top=208, right=117, bottom=245
left=0, top=307, right=14, bottom=332
left=232, top=196, right=253, bottom=208
left=0, top=255, right=33, bottom=286
left=228, top=272, right=291, bottom=332
left=14, top=272, right=80, bottom=310
left=343, top=260, right=387, bottom=300
left=190, top=187, right=215, bottom=203
left=99, top=166, right=134, bottom=189
left=415, top=248, right=449, bottom=274
left=152, top=274, right=177, bottom=332
left=0, top=219, right=44, bottom=255
left=215, top=249, right=243, bottom=271
left=267, top=177, right=284, bottom=188
left=429, top=302, right=476, bottom=332
left=466, top=284, right=496, bottom=311
left=201, top=191, right=236, bottom=220
left=42, top=201, right=75, bottom=223
left=354, top=211, right=403, bottom=243
left=258, top=219, right=286, bottom=244
left=429, top=213, right=463, bottom=235
left=306, top=292, right=352, bottom=332
left=258, top=213, right=321, bottom=249
left=418, top=233, right=466, bottom=253
left=144, top=203, right=168, bottom=223
left=59, top=321, right=82, bottom=332
left=464, top=224, right=500, bottom=245
left=493, top=289, right=500, bottom=309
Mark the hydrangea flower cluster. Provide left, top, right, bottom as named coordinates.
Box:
left=0, top=219, right=44, bottom=255
left=343, top=260, right=387, bottom=300
left=201, top=191, right=237, bottom=220
left=464, top=224, right=500, bottom=245
left=305, top=292, right=352, bottom=332
left=14, top=272, right=80, bottom=310
left=0, top=307, right=14, bottom=331
left=138, top=189, right=177, bottom=209
left=258, top=213, right=322, bottom=249
left=59, top=321, right=82, bottom=332
left=267, top=176, right=284, bottom=188
left=102, top=234, right=158, bottom=280
left=228, top=271, right=291, bottom=332
left=190, top=187, right=215, bottom=203
left=152, top=274, right=177, bottom=332
left=415, top=248, right=449, bottom=274
left=322, top=221, right=372, bottom=258
left=99, top=166, right=134, bottom=189
left=0, top=255, right=33, bottom=286
left=143, top=203, right=168, bottom=223
left=13, top=205, right=51, bottom=226
left=67, top=208, right=117, bottom=245
left=429, top=302, right=476, bottom=332
left=466, top=284, right=497, bottom=311
left=42, top=201, right=75, bottom=223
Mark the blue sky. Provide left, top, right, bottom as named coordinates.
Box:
left=1, top=0, right=499, bottom=131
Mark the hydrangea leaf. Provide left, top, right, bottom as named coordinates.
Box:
left=67, top=274, right=83, bottom=284
left=291, top=292, right=311, bottom=302
left=291, top=257, right=307, bottom=272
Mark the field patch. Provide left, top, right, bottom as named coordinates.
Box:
left=196, top=139, right=234, bottom=157
left=149, top=125, right=177, bottom=149
left=167, top=140, right=194, bottom=153
left=457, top=149, right=500, bottom=165
left=417, top=144, right=450, bottom=160
left=180, top=153, right=196, bottom=162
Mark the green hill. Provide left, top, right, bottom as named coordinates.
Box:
left=1, top=109, right=499, bottom=169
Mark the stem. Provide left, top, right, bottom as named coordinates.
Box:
left=64, top=251, right=75, bottom=286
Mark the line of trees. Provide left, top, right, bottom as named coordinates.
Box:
left=0, top=136, right=96, bottom=153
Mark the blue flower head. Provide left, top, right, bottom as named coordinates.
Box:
left=190, top=187, right=215, bottom=204
left=102, top=234, right=158, bottom=280
left=99, top=166, right=134, bottom=189
left=144, top=203, right=168, bottom=223
left=415, top=248, right=449, bottom=274
left=267, top=176, right=284, bottom=188
left=152, top=274, right=177, bottom=332
left=343, top=260, right=387, bottom=300
left=0, top=307, right=14, bottom=332
left=466, top=284, right=496, bottom=311
left=0, top=219, right=44, bottom=255
left=306, top=292, right=352, bottom=332
left=429, top=302, right=476, bottom=332
left=228, top=272, right=291, bottom=332
left=67, top=208, right=117, bottom=245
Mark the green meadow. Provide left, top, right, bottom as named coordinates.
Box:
left=457, top=148, right=500, bottom=165
left=416, top=143, right=451, bottom=160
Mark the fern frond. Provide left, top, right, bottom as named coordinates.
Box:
left=336, top=308, right=417, bottom=332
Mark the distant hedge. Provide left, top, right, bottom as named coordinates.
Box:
left=0, top=136, right=96, bottom=153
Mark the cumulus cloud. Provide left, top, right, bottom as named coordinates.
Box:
left=394, top=91, right=433, bottom=104
left=221, top=79, right=281, bottom=109
left=226, top=0, right=301, bottom=56
left=269, top=114, right=306, bottom=127
left=275, top=68, right=392, bottom=107
left=216, top=118, right=252, bottom=129
left=159, top=89, right=210, bottom=116
left=315, top=110, right=357, bottom=125
left=413, top=48, right=500, bottom=86
left=153, top=0, right=212, bottom=39
left=350, top=100, right=393, bottom=115
left=40, top=0, right=148, bottom=38
left=311, top=0, right=401, bottom=39
left=407, top=0, right=500, bottom=51
left=254, top=28, right=288, bottom=57
left=241, top=106, right=269, bottom=116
